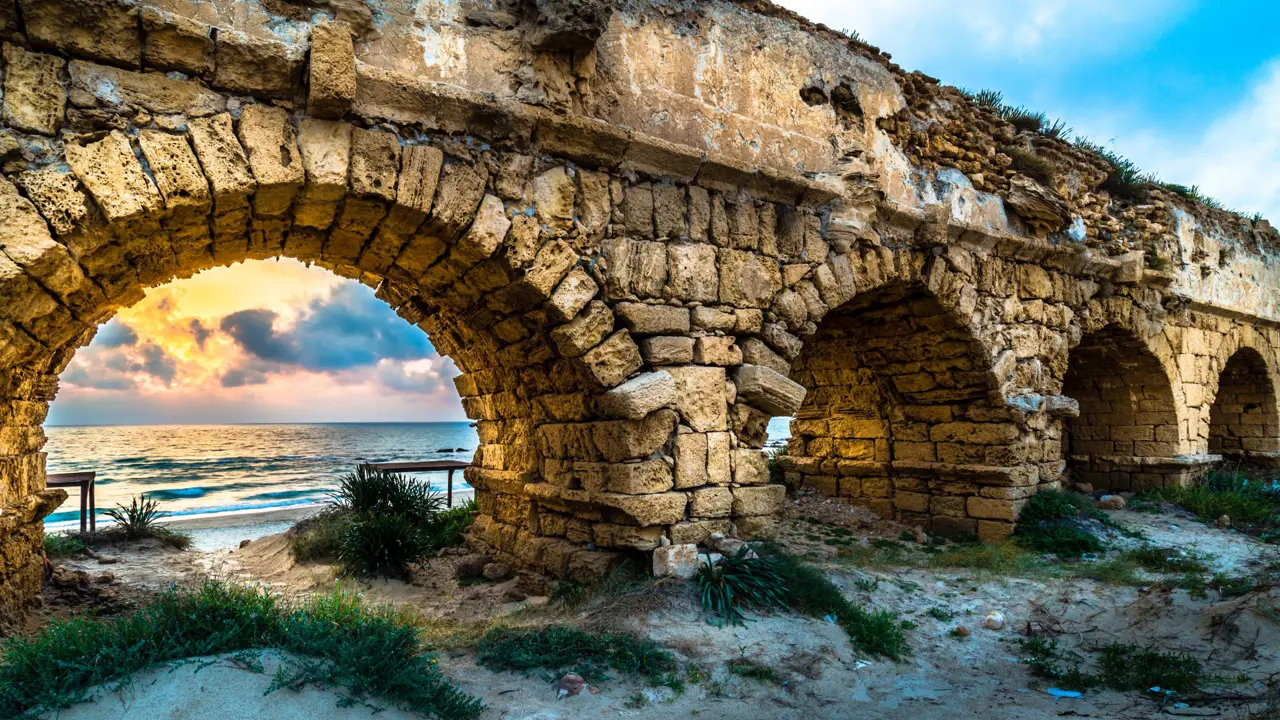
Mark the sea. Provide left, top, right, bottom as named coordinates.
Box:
left=42, top=419, right=793, bottom=529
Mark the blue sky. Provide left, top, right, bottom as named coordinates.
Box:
left=778, top=0, right=1280, bottom=220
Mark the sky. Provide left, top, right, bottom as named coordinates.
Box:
left=48, top=260, right=466, bottom=425
left=49, top=2, right=1278, bottom=425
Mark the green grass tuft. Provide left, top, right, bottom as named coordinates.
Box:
left=475, top=626, right=675, bottom=684
left=42, top=533, right=86, bottom=558
left=0, top=581, right=482, bottom=720
left=288, top=507, right=350, bottom=564
left=1014, top=490, right=1108, bottom=555
left=1019, top=637, right=1210, bottom=695
left=727, top=657, right=783, bottom=685
left=756, top=543, right=909, bottom=660
left=1138, top=470, right=1280, bottom=539
left=1006, top=148, right=1057, bottom=185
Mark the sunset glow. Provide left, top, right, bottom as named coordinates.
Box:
left=48, top=260, right=465, bottom=426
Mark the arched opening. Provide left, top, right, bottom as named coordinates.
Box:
left=42, top=258, right=474, bottom=532
left=1061, top=326, right=1181, bottom=490
left=780, top=282, right=1023, bottom=538
left=1208, top=348, right=1280, bottom=460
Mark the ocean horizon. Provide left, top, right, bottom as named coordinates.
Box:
left=41, top=419, right=794, bottom=530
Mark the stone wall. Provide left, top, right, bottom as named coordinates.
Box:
left=0, top=0, right=1277, bottom=619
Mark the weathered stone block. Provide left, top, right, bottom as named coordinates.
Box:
left=237, top=104, right=304, bottom=217
left=718, top=248, right=782, bottom=308
left=731, top=449, right=769, bottom=485
left=694, top=336, right=742, bottom=366
left=599, top=370, right=676, bottom=419
left=616, top=302, right=690, bottom=335
left=21, top=0, right=139, bottom=67
left=734, top=364, right=806, bottom=416
left=579, top=330, right=642, bottom=388
left=652, top=543, right=699, bottom=579
left=665, top=243, right=719, bottom=302
left=591, top=409, right=676, bottom=463
left=707, top=432, right=731, bottom=484
left=141, top=7, right=214, bottom=75
left=640, top=336, right=694, bottom=365
left=551, top=300, right=613, bottom=358
left=547, top=267, right=599, bottom=323
left=691, top=486, right=731, bottom=517
left=308, top=21, right=356, bottom=118
left=665, top=366, right=727, bottom=432
left=732, top=485, right=784, bottom=516
left=2, top=45, right=65, bottom=135
left=214, top=30, right=303, bottom=100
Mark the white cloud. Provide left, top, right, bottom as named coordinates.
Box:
left=774, top=0, right=1185, bottom=65
left=1093, top=60, right=1280, bottom=220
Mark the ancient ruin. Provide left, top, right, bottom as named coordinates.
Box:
left=0, top=0, right=1277, bottom=619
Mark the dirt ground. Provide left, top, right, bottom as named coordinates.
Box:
left=24, top=493, right=1280, bottom=720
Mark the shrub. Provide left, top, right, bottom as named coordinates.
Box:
left=1014, top=489, right=1107, bottom=555
left=339, top=512, right=430, bottom=580
left=333, top=466, right=444, bottom=525
left=696, top=547, right=788, bottom=627
left=423, top=499, right=478, bottom=552
left=0, top=581, right=483, bottom=720
left=1139, top=470, right=1279, bottom=535
left=293, top=467, right=476, bottom=577
left=476, top=626, right=675, bottom=684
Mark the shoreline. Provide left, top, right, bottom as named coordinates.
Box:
left=45, top=488, right=478, bottom=537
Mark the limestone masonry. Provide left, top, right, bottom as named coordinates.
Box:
left=0, top=0, right=1277, bottom=618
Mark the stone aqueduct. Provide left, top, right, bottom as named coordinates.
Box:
left=0, top=0, right=1277, bottom=616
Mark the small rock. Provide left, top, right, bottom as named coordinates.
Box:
left=51, top=568, right=90, bottom=589
left=482, top=562, right=513, bottom=581
left=96, top=556, right=119, bottom=565
left=1097, top=495, right=1126, bottom=510
left=239, top=539, right=251, bottom=549
left=95, top=572, right=115, bottom=584
left=1216, top=514, right=1231, bottom=529
left=455, top=554, right=490, bottom=579
left=556, top=673, right=590, bottom=698
left=501, top=588, right=527, bottom=603
left=952, top=625, right=971, bottom=638
left=1074, top=482, right=1094, bottom=494
left=983, top=611, right=1006, bottom=630
left=652, top=543, right=699, bottom=579
left=516, top=571, right=549, bottom=596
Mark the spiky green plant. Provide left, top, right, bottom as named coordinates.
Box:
left=999, top=105, right=1046, bottom=133
left=1040, top=118, right=1072, bottom=140
left=971, top=89, right=1005, bottom=109
left=696, top=547, right=788, bottom=627
left=102, top=494, right=166, bottom=540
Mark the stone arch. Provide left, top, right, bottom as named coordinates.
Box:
left=777, top=274, right=1033, bottom=540
left=1207, top=347, right=1280, bottom=459
left=0, top=15, right=848, bottom=617
left=1061, top=325, right=1183, bottom=490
